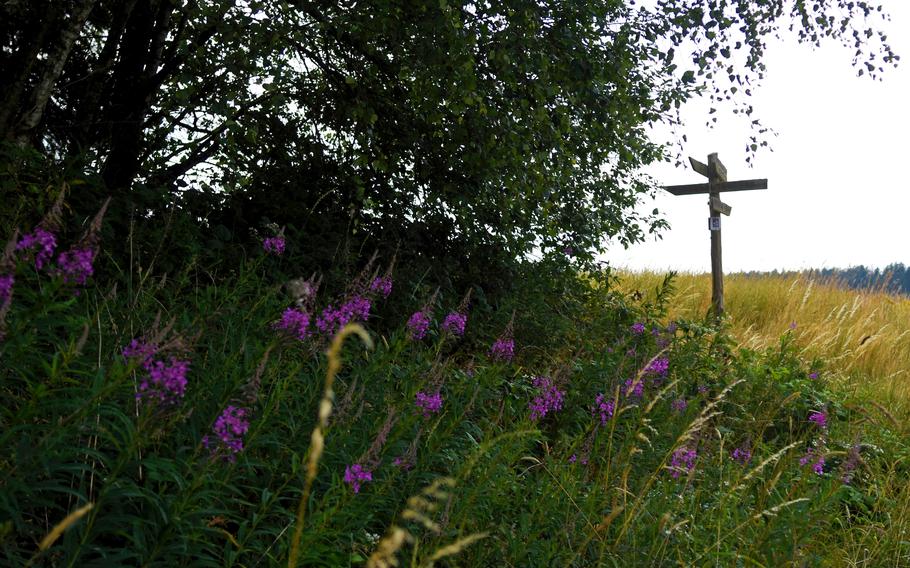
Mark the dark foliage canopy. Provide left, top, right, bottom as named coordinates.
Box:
left=0, top=0, right=898, bottom=273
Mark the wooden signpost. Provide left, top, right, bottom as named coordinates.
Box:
left=663, top=153, right=768, bottom=318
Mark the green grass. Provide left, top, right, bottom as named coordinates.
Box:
left=1, top=224, right=909, bottom=566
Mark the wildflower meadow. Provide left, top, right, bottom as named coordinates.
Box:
left=1, top=198, right=908, bottom=566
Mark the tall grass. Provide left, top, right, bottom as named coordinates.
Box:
left=615, top=271, right=910, bottom=416
left=2, top=205, right=909, bottom=565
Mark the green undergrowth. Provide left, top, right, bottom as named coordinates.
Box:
left=1, top=223, right=909, bottom=567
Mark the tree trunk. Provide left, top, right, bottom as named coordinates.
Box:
left=0, top=2, right=58, bottom=139
left=68, top=0, right=139, bottom=155
left=101, top=0, right=163, bottom=192
left=13, top=0, right=98, bottom=146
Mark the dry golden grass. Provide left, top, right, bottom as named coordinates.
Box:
left=614, top=271, right=910, bottom=416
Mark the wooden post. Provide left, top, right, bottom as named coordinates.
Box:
left=662, top=153, right=768, bottom=322
left=708, top=153, right=725, bottom=318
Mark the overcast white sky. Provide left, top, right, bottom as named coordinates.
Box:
left=604, top=0, right=909, bottom=273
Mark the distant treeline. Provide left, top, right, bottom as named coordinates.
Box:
left=739, top=263, right=910, bottom=296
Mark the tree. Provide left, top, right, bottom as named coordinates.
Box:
left=0, top=0, right=899, bottom=272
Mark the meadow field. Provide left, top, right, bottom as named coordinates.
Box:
left=615, top=271, right=910, bottom=419
left=4, top=211, right=910, bottom=565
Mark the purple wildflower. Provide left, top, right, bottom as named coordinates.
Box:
left=56, top=247, right=96, bottom=286
left=528, top=376, right=565, bottom=421
left=490, top=338, right=514, bottom=362
left=344, top=463, right=372, bottom=493
left=631, top=322, right=646, bottom=335
left=623, top=378, right=644, bottom=399
left=809, top=411, right=827, bottom=429
left=369, top=276, right=393, bottom=299
left=568, top=453, right=588, bottom=465
left=669, top=447, right=697, bottom=478
left=842, top=444, right=861, bottom=484
left=441, top=312, right=467, bottom=336
left=316, top=306, right=341, bottom=335
left=407, top=309, right=432, bottom=340
left=392, top=456, right=414, bottom=471
left=592, top=393, right=615, bottom=425
left=415, top=391, right=443, bottom=418
left=275, top=307, right=311, bottom=341
left=809, top=372, right=819, bottom=380
left=316, top=296, right=372, bottom=336
left=122, top=338, right=158, bottom=365
left=789, top=322, right=798, bottom=330
left=644, top=356, right=669, bottom=377
left=136, top=357, right=190, bottom=405
left=0, top=274, right=13, bottom=303
left=347, top=296, right=371, bottom=320
left=800, top=449, right=826, bottom=476
left=670, top=398, right=687, bottom=413
left=263, top=236, right=286, bottom=256
left=731, top=446, right=752, bottom=466
left=666, top=322, right=678, bottom=334
left=202, top=405, right=251, bottom=462
left=16, top=227, right=57, bottom=270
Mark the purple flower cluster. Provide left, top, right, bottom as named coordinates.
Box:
left=489, top=338, right=514, bottom=362
left=623, top=378, right=644, bottom=399
left=568, top=454, right=588, bottom=465
left=670, top=398, right=688, bottom=413
left=731, top=446, right=752, bottom=466
left=842, top=444, right=861, bottom=484
left=139, top=358, right=190, bottom=405
left=669, top=447, right=697, bottom=478
left=415, top=390, right=443, bottom=418
left=16, top=227, right=56, bottom=270
left=441, top=312, right=467, bottom=336
left=407, top=310, right=432, bottom=340
left=809, top=411, right=827, bottom=429
left=800, top=449, right=825, bottom=476
left=275, top=307, right=310, bottom=341
left=316, top=296, right=371, bottom=336
left=0, top=274, right=13, bottom=303
left=202, top=405, right=250, bottom=462
left=592, top=393, right=614, bottom=425
left=344, top=463, right=372, bottom=493
left=124, top=339, right=190, bottom=405
left=263, top=236, right=286, bottom=256
left=56, top=247, right=96, bottom=286
left=630, top=322, right=646, bottom=335
left=644, top=357, right=669, bottom=377
left=808, top=372, right=819, bottom=380
left=122, top=338, right=158, bottom=363
left=528, top=376, right=565, bottom=421
left=370, top=276, right=393, bottom=299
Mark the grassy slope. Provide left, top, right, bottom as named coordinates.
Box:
left=614, top=271, right=910, bottom=418
left=4, top=239, right=910, bottom=565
